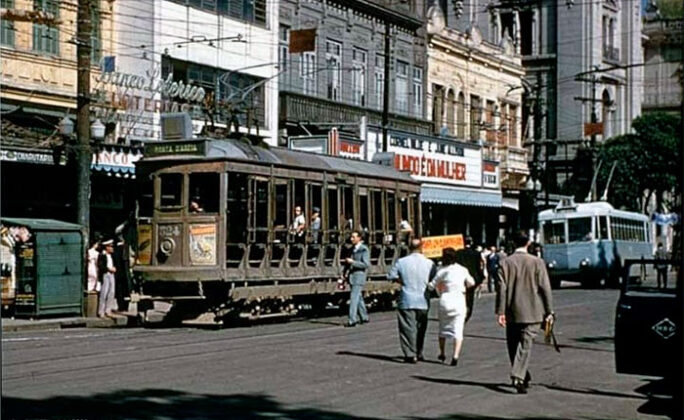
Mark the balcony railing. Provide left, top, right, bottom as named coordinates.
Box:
left=280, top=92, right=432, bottom=135
left=500, top=145, right=529, bottom=175
left=603, top=45, right=620, bottom=63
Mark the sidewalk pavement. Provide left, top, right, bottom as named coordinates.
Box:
left=2, top=313, right=131, bottom=333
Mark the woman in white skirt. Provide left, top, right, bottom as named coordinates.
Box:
left=429, top=247, right=475, bottom=366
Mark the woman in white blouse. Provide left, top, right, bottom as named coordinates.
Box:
left=428, top=247, right=475, bottom=366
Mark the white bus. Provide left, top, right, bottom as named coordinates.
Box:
left=538, top=198, right=652, bottom=288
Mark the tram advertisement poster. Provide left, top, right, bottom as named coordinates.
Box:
left=189, top=224, right=216, bottom=265
left=137, top=224, right=152, bottom=265
left=422, top=234, right=464, bottom=259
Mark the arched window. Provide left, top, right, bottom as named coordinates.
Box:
left=446, top=90, right=455, bottom=135
left=457, top=92, right=466, bottom=139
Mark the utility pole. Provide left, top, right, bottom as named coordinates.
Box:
left=574, top=67, right=601, bottom=202
left=76, top=0, right=92, bottom=239
left=381, top=20, right=391, bottom=152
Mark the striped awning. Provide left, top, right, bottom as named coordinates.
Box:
left=421, top=185, right=502, bottom=208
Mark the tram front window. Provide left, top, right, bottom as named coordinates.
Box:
left=160, top=173, right=183, bottom=208
left=188, top=173, right=219, bottom=213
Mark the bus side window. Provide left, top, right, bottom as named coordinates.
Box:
left=273, top=181, right=289, bottom=243
left=138, top=176, right=154, bottom=218
left=598, top=216, right=609, bottom=240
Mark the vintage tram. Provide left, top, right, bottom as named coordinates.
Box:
left=132, top=138, right=421, bottom=323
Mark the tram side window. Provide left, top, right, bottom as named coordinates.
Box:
left=341, top=185, right=354, bottom=231
left=568, top=217, right=592, bottom=242
left=372, top=190, right=384, bottom=243
left=188, top=173, right=219, bottom=213
left=598, top=216, right=609, bottom=239
left=327, top=186, right=338, bottom=241
left=227, top=173, right=248, bottom=243
left=274, top=182, right=289, bottom=242
left=138, top=177, right=153, bottom=217
left=359, top=188, right=369, bottom=235
left=160, top=173, right=183, bottom=207
left=543, top=221, right=566, bottom=244
left=386, top=191, right=396, bottom=232
left=250, top=179, right=269, bottom=243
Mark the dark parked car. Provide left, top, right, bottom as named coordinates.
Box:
left=614, top=258, right=681, bottom=377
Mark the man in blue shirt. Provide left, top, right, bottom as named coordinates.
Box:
left=388, top=238, right=437, bottom=363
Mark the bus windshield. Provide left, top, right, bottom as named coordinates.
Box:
left=543, top=220, right=566, bottom=244
left=568, top=217, right=593, bottom=242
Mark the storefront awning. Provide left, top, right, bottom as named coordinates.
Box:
left=502, top=197, right=520, bottom=211
left=91, top=144, right=142, bottom=176
left=421, top=185, right=502, bottom=208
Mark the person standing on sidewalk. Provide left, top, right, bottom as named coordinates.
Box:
left=97, top=240, right=118, bottom=318
left=388, top=238, right=437, bottom=363
left=343, top=231, right=370, bottom=327
left=496, top=231, right=554, bottom=394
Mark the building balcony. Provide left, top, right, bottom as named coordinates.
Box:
left=603, top=45, right=620, bottom=64
left=279, top=91, right=432, bottom=136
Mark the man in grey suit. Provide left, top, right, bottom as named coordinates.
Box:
left=496, top=231, right=554, bottom=394
left=388, top=238, right=437, bottom=363
left=344, top=230, right=370, bottom=327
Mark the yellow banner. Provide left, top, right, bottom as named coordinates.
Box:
left=137, top=224, right=152, bottom=265
left=422, top=234, right=464, bottom=259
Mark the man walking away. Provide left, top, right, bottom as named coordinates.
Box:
left=496, top=231, right=554, bottom=394
left=487, top=246, right=506, bottom=293
left=455, top=237, right=485, bottom=322
left=388, top=238, right=437, bottom=363
left=344, top=231, right=370, bottom=327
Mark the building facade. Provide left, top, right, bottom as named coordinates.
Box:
left=642, top=18, right=682, bottom=114
left=0, top=0, right=140, bottom=236
left=278, top=0, right=431, bottom=144
left=439, top=0, right=643, bottom=199
left=112, top=0, right=280, bottom=145
left=420, top=2, right=528, bottom=244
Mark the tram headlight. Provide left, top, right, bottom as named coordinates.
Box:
left=580, top=258, right=590, bottom=268
left=547, top=260, right=556, bottom=269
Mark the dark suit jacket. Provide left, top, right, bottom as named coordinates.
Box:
left=346, top=243, right=370, bottom=286
left=455, top=247, right=485, bottom=285
left=496, top=251, right=553, bottom=323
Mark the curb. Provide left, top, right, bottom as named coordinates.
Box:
left=2, top=315, right=129, bottom=332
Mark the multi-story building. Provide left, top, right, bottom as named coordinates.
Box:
left=444, top=0, right=643, bottom=199
left=0, top=0, right=139, bottom=235
left=278, top=0, right=431, bottom=148
left=642, top=17, right=682, bottom=114
left=112, top=0, right=280, bottom=145
left=421, top=2, right=528, bottom=243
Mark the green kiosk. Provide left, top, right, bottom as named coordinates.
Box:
left=1, top=218, right=84, bottom=318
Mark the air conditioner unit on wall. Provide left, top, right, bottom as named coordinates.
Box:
left=161, top=113, right=193, bottom=141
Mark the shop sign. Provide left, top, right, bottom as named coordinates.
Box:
left=289, top=135, right=364, bottom=160
left=387, top=143, right=482, bottom=188
left=189, top=224, right=216, bottom=266
left=422, top=234, right=465, bottom=259
left=1, top=149, right=53, bottom=165
left=91, top=148, right=141, bottom=170
left=146, top=141, right=207, bottom=157
left=94, top=65, right=206, bottom=103
left=482, top=161, right=500, bottom=189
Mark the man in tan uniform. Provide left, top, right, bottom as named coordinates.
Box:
left=496, top=230, right=554, bottom=394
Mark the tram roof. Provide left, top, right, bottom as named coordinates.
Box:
left=141, top=138, right=418, bottom=184
left=538, top=201, right=649, bottom=221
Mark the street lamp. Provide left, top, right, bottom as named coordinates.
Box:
left=90, top=119, right=105, bottom=141
left=526, top=177, right=542, bottom=241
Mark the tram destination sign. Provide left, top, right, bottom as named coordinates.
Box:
left=145, top=140, right=206, bottom=157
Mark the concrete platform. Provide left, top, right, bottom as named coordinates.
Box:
left=1, top=313, right=130, bottom=332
